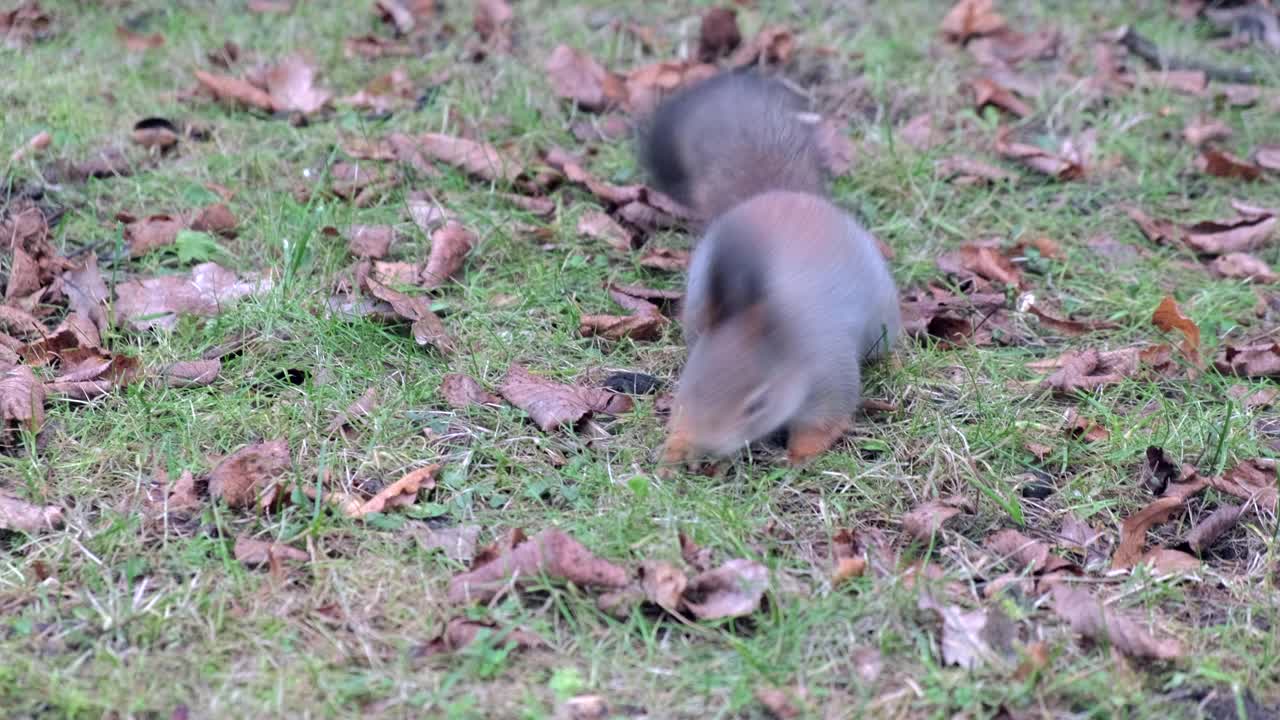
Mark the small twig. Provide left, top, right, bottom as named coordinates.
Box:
left=1117, top=26, right=1261, bottom=84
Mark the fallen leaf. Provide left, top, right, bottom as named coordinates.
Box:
left=343, top=34, right=414, bottom=59
left=1, top=0, right=52, bottom=49
left=345, top=225, right=395, bottom=259
left=638, top=560, right=687, bottom=613
left=1186, top=504, right=1245, bottom=555
left=579, top=286, right=668, bottom=341
left=1113, top=480, right=1207, bottom=569
left=1136, top=69, right=1207, bottom=96
left=971, top=77, right=1032, bottom=117
left=114, top=262, right=272, bottom=331
left=919, top=594, right=1016, bottom=670
left=1227, top=383, right=1278, bottom=409
left=9, top=129, right=51, bottom=162
left=247, top=0, right=292, bottom=13
left=362, top=277, right=455, bottom=354
left=985, top=529, right=1080, bottom=575
left=1182, top=117, right=1232, bottom=147
left=900, top=112, right=946, bottom=151
left=682, top=558, right=769, bottom=620
left=122, top=213, right=186, bottom=257
left=421, top=221, right=476, bottom=289
left=637, top=247, right=690, bottom=272
left=1065, top=407, right=1109, bottom=443
left=190, top=204, right=237, bottom=236
left=352, top=464, right=438, bottom=517
left=150, top=469, right=200, bottom=516
left=578, top=211, right=633, bottom=252
left=447, top=528, right=631, bottom=604
left=115, top=25, right=163, bottom=51
left=995, top=129, right=1083, bottom=180
left=1134, top=547, right=1201, bottom=574
left=1050, top=584, right=1183, bottom=660
left=194, top=70, right=275, bottom=112
left=830, top=528, right=868, bottom=585
left=698, top=7, right=742, bottom=61
left=1255, top=144, right=1280, bottom=172
left=499, top=364, right=631, bottom=432
left=472, top=0, right=513, bottom=55
left=1215, top=339, right=1280, bottom=378
left=1130, top=204, right=1277, bottom=255
left=542, top=147, right=644, bottom=206
left=418, top=133, right=522, bottom=183
left=419, top=617, right=544, bottom=656
left=1032, top=346, right=1168, bottom=395
left=941, top=0, right=1006, bottom=43
left=208, top=439, right=291, bottom=510
left=937, top=243, right=1022, bottom=287
left=936, top=155, right=1017, bottom=185
left=725, top=25, right=793, bottom=69
left=1210, top=458, right=1278, bottom=511
left=375, top=0, right=434, bottom=34
left=898, top=286, right=1008, bottom=347
left=326, top=387, right=379, bottom=437
left=410, top=523, right=481, bottom=563
left=1196, top=148, right=1262, bottom=181
left=1151, top=296, right=1200, bottom=362
left=233, top=536, right=308, bottom=566
left=1026, top=303, right=1119, bottom=336
left=902, top=496, right=973, bottom=542
left=161, top=359, right=221, bottom=388
left=544, top=44, right=625, bottom=112
left=439, top=373, right=501, bottom=409
left=0, top=492, right=63, bottom=533
left=679, top=531, right=714, bottom=573
left=59, top=146, right=137, bottom=181
left=756, top=687, right=801, bottom=720
left=0, top=365, right=44, bottom=436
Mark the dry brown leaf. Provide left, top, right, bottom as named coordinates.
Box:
left=1227, top=384, right=1278, bottom=409
left=1210, top=458, right=1278, bottom=511
left=971, top=77, right=1032, bottom=117
left=830, top=528, right=867, bottom=585
left=725, top=25, right=793, bottom=69
left=679, top=531, right=714, bottom=573
left=326, top=387, right=379, bottom=437
left=1136, top=69, right=1207, bottom=96
left=903, top=496, right=973, bottom=542
left=421, top=221, right=476, bottom=289
left=1215, top=339, right=1280, bottom=379
left=1184, top=503, right=1244, bottom=554
left=344, top=225, right=395, bottom=259
left=114, top=262, right=272, bottom=331
left=937, top=243, right=1022, bottom=287
left=542, top=147, right=644, bottom=206
left=756, top=687, right=802, bottom=720
left=579, top=286, right=668, bottom=341
left=194, top=70, right=275, bottom=112
left=683, top=558, right=769, bottom=620
left=150, top=469, right=200, bottom=516
left=116, top=25, right=163, bottom=51
left=161, top=359, right=221, bottom=388
left=8, top=130, right=51, bottom=162
left=0, top=491, right=63, bottom=533
left=352, top=464, right=437, bottom=517
left=1129, top=204, right=1277, bottom=255
left=544, top=44, right=625, bottom=112
left=1210, top=252, right=1278, bottom=283
left=1134, top=548, right=1201, bottom=574
left=190, top=204, right=237, bottom=236
left=410, top=523, right=481, bottom=563
left=698, top=7, right=742, bottom=61
left=418, top=133, right=522, bottom=184
left=498, top=364, right=631, bottom=432
left=233, top=536, right=308, bottom=567
left=919, top=594, right=1016, bottom=670
left=638, top=560, right=687, bottom=613
left=1026, top=303, right=1118, bottom=336
left=995, top=129, right=1083, bottom=180
left=578, top=211, right=633, bottom=252
left=1255, top=144, right=1280, bottom=171
left=122, top=214, right=185, bottom=257
left=1182, top=117, right=1232, bottom=147
left=898, top=285, right=1008, bottom=347
left=375, top=0, right=433, bottom=34
left=344, top=34, right=414, bottom=59
left=1032, top=346, right=1170, bottom=395
left=439, top=373, right=501, bottom=409
left=473, top=0, right=513, bottom=54
left=248, top=0, right=293, bottom=12
left=1065, top=407, right=1110, bottom=443
left=637, top=247, right=690, bottom=272
left=362, top=277, right=455, bottom=354
left=1196, top=148, right=1263, bottom=181
left=447, top=528, right=631, bottom=604
left=208, top=439, right=291, bottom=510
left=419, top=617, right=545, bottom=656
left=941, top=0, right=1006, bottom=42
left=0, top=365, right=44, bottom=436
left=1050, top=584, right=1183, bottom=660
left=1112, top=482, right=1207, bottom=569
left=1151, top=296, right=1200, bottom=362
left=985, top=528, right=1080, bottom=575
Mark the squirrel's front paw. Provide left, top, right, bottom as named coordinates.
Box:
left=786, top=418, right=850, bottom=466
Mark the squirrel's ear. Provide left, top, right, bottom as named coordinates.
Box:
left=703, top=233, right=766, bottom=329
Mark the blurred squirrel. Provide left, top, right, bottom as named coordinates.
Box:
left=638, top=70, right=901, bottom=466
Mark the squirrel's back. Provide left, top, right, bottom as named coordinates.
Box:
left=638, top=71, right=826, bottom=220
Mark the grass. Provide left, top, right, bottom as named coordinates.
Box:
left=3, top=0, right=1280, bottom=718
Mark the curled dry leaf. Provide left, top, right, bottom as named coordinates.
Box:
left=122, top=214, right=185, bottom=256
left=1065, top=407, right=1109, bottom=443
left=9, top=130, right=51, bottom=162
left=971, top=77, right=1032, bottom=117
left=936, top=155, right=1016, bottom=185
left=1210, top=253, right=1277, bottom=283
left=1026, top=303, right=1119, bottom=336
left=339, top=66, right=416, bottom=114
left=1150, top=296, right=1200, bottom=363
left=995, top=129, right=1083, bottom=180
left=579, top=286, right=668, bottom=341
left=352, top=464, right=438, bottom=517
left=919, top=594, right=1016, bottom=670
left=902, top=496, right=973, bottom=542
left=150, top=469, right=200, bottom=517
left=498, top=364, right=632, bottom=432
left=0, top=365, right=44, bottom=436
left=623, top=60, right=718, bottom=115
left=683, top=558, right=769, bottom=620
left=0, top=492, right=63, bottom=533
left=447, top=528, right=631, bottom=604
left=420, top=617, right=545, bottom=656
left=542, top=147, right=644, bottom=206
left=1112, top=475, right=1208, bottom=569
left=115, top=263, right=271, bottom=331
left=679, top=531, right=714, bottom=573
left=362, top=277, right=455, bottom=354
left=1050, top=583, right=1183, bottom=660
left=1196, top=149, right=1262, bottom=181
left=830, top=528, right=868, bottom=585
left=421, top=222, right=476, bottom=289
left=1210, top=458, right=1278, bottom=511
left=985, top=529, right=1080, bottom=576
left=578, top=210, right=633, bottom=252
left=725, top=25, right=793, bottom=69
left=410, top=523, right=481, bottom=563
left=544, top=44, right=625, bottom=112
left=161, top=359, right=221, bottom=388
left=1032, top=345, right=1171, bottom=395
left=115, top=25, right=163, bottom=51
left=1186, top=504, right=1245, bottom=555
left=756, top=687, right=802, bottom=720
left=1182, top=118, right=1232, bottom=147
left=263, top=55, right=331, bottom=115
left=345, top=225, right=395, bottom=259
left=1227, top=383, right=1278, bottom=409
left=638, top=560, right=687, bottom=613
left=418, top=133, right=523, bottom=184
left=637, top=247, right=690, bottom=272
left=344, top=34, right=414, bottom=59
left=194, top=70, right=275, bottom=112
left=937, top=243, right=1022, bottom=287
left=1184, top=211, right=1276, bottom=255
left=698, top=7, right=742, bottom=61
left=1255, top=144, right=1280, bottom=172
left=233, top=536, right=308, bottom=567
left=440, top=373, right=501, bottom=409
left=326, top=387, right=379, bottom=437
left=1215, top=339, right=1280, bottom=379
left=208, top=439, right=291, bottom=510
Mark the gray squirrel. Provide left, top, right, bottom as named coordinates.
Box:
left=638, top=71, right=901, bottom=466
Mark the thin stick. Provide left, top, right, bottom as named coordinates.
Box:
left=1118, top=26, right=1261, bottom=85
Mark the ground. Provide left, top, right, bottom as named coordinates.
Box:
left=2, top=0, right=1280, bottom=718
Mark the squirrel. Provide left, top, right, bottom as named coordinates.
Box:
left=637, top=70, right=901, bottom=467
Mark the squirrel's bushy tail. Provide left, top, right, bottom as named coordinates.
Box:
left=638, top=71, right=826, bottom=220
